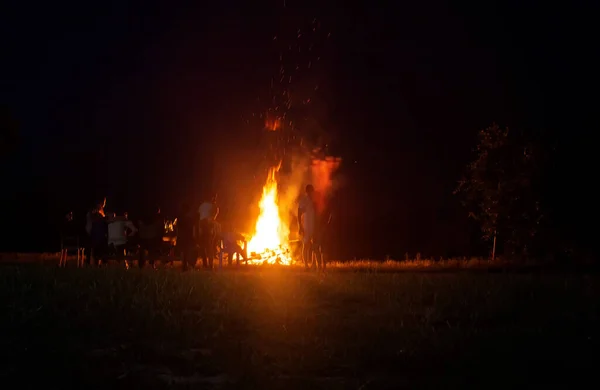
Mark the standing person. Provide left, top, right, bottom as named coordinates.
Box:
left=177, top=203, right=198, bottom=271
left=86, top=197, right=106, bottom=229
left=138, top=207, right=163, bottom=269
left=198, top=193, right=219, bottom=269
left=90, top=209, right=108, bottom=267
left=85, top=197, right=106, bottom=265
left=298, top=184, right=324, bottom=270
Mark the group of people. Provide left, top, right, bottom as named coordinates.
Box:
left=60, top=193, right=248, bottom=270
left=60, top=184, right=330, bottom=270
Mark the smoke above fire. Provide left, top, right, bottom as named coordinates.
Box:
left=276, top=150, right=342, bottom=231
left=310, top=154, right=341, bottom=213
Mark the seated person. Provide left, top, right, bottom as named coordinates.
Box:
left=138, top=208, right=163, bottom=268
left=107, top=212, right=138, bottom=263
left=198, top=194, right=219, bottom=268
left=59, top=211, right=80, bottom=266
left=61, top=211, right=79, bottom=243
left=122, top=211, right=138, bottom=255
left=177, top=203, right=198, bottom=271
left=218, top=227, right=248, bottom=266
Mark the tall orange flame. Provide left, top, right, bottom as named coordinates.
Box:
left=246, top=166, right=291, bottom=265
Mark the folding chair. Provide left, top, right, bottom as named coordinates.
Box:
left=59, top=235, right=83, bottom=267
left=218, top=238, right=248, bottom=269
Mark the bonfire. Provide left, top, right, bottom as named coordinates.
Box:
left=245, top=166, right=292, bottom=265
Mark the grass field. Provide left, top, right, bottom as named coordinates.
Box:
left=1, top=263, right=598, bottom=389
left=0, top=252, right=539, bottom=270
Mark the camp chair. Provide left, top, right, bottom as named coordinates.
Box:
left=217, top=237, right=248, bottom=269
left=59, top=235, right=83, bottom=268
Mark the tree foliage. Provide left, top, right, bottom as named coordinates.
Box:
left=455, top=124, right=543, bottom=256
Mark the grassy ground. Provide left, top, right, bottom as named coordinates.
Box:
left=0, top=252, right=540, bottom=270
left=1, top=264, right=598, bottom=389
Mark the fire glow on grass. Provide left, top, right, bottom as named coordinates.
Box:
left=246, top=167, right=292, bottom=265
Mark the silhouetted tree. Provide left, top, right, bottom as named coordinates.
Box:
left=455, top=124, right=543, bottom=259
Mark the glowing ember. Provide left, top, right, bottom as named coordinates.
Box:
left=246, top=166, right=292, bottom=265
left=265, top=117, right=281, bottom=131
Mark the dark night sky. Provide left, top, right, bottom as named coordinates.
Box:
left=1, top=1, right=597, bottom=259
